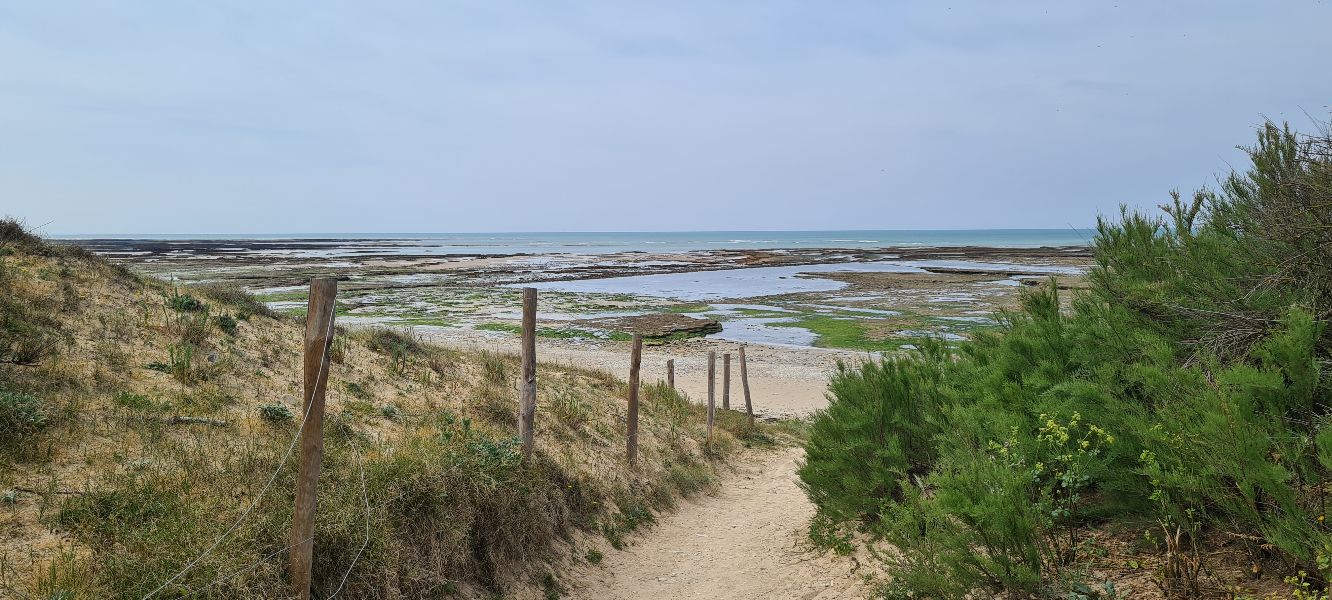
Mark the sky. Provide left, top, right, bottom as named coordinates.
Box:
left=2, top=2, right=1330, bottom=235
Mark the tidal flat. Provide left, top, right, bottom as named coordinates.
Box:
left=77, top=238, right=1092, bottom=414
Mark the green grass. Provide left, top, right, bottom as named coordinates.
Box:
left=771, top=315, right=899, bottom=351
left=731, top=307, right=793, bottom=318
left=476, top=322, right=632, bottom=341
left=251, top=290, right=307, bottom=303
left=662, top=303, right=711, bottom=314
left=398, top=316, right=452, bottom=327
left=475, top=322, right=522, bottom=334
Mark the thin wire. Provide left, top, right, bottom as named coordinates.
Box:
left=179, top=533, right=313, bottom=598
left=327, top=443, right=372, bottom=599
left=141, top=311, right=337, bottom=600
left=191, top=439, right=462, bottom=597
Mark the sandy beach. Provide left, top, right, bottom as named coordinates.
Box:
left=422, top=329, right=863, bottom=416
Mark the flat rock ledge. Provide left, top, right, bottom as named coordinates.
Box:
left=580, top=313, right=723, bottom=340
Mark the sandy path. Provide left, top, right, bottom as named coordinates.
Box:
left=564, top=448, right=868, bottom=600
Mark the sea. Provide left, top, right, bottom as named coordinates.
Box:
left=57, top=229, right=1092, bottom=256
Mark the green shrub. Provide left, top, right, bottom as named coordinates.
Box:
left=798, top=340, right=948, bottom=524
left=215, top=313, right=239, bottom=336
left=0, top=217, right=44, bottom=249
left=258, top=403, right=294, bottom=423
left=364, top=328, right=423, bottom=375
left=801, top=118, right=1332, bottom=597
left=166, top=291, right=205, bottom=313
left=194, top=282, right=277, bottom=319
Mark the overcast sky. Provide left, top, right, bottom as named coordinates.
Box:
left=2, top=2, right=1330, bottom=234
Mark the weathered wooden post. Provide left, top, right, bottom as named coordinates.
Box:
left=627, top=334, right=643, bottom=465
left=739, top=345, right=755, bottom=427
left=290, top=277, right=337, bottom=600
left=666, top=359, right=675, bottom=390
left=722, top=353, right=731, bottom=410
left=706, top=351, right=716, bottom=446
left=518, top=287, right=538, bottom=462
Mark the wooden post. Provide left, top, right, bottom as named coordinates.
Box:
left=722, top=353, right=731, bottom=410
left=290, top=277, right=337, bottom=600
left=706, top=351, right=716, bottom=446
left=627, top=335, right=643, bottom=465
left=518, top=287, right=537, bottom=462
left=666, top=359, right=675, bottom=390
left=739, top=345, right=755, bottom=427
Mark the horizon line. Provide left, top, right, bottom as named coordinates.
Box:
left=47, top=226, right=1097, bottom=239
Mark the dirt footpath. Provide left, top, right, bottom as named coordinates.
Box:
left=565, top=448, right=869, bottom=600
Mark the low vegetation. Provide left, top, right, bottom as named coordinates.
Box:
left=0, top=220, right=773, bottom=599
left=800, top=119, right=1332, bottom=598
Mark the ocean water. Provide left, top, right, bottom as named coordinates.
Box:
left=59, top=229, right=1092, bottom=256
left=520, top=260, right=1083, bottom=301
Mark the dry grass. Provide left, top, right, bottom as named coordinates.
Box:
left=0, top=226, right=780, bottom=599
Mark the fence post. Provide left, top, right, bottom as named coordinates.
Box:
left=666, top=358, right=675, bottom=390
left=706, top=351, right=716, bottom=446
left=739, top=345, right=755, bottom=427
left=722, top=353, right=731, bottom=410
left=519, top=287, right=538, bottom=462
left=290, top=277, right=337, bottom=600
left=627, top=334, right=643, bottom=465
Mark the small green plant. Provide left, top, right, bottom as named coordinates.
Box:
left=215, top=313, right=238, bottom=336
left=1280, top=573, right=1331, bottom=600
left=1065, top=580, right=1127, bottom=600
left=344, top=381, right=372, bottom=400
left=258, top=403, right=294, bottom=423
left=541, top=573, right=563, bottom=600
left=166, top=343, right=194, bottom=384
left=59, top=279, right=80, bottom=312
left=585, top=549, right=603, bottom=565
left=173, top=304, right=212, bottom=344
left=113, top=391, right=168, bottom=412
left=194, top=282, right=277, bottom=319
left=379, top=404, right=401, bottom=420
left=808, top=513, right=855, bottom=556
left=0, top=388, right=48, bottom=451
left=329, top=335, right=347, bottom=363
left=480, top=351, right=508, bottom=385
left=365, top=328, right=421, bottom=375
left=550, top=388, right=590, bottom=429
left=601, top=504, right=655, bottom=550
left=166, top=291, right=204, bottom=313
